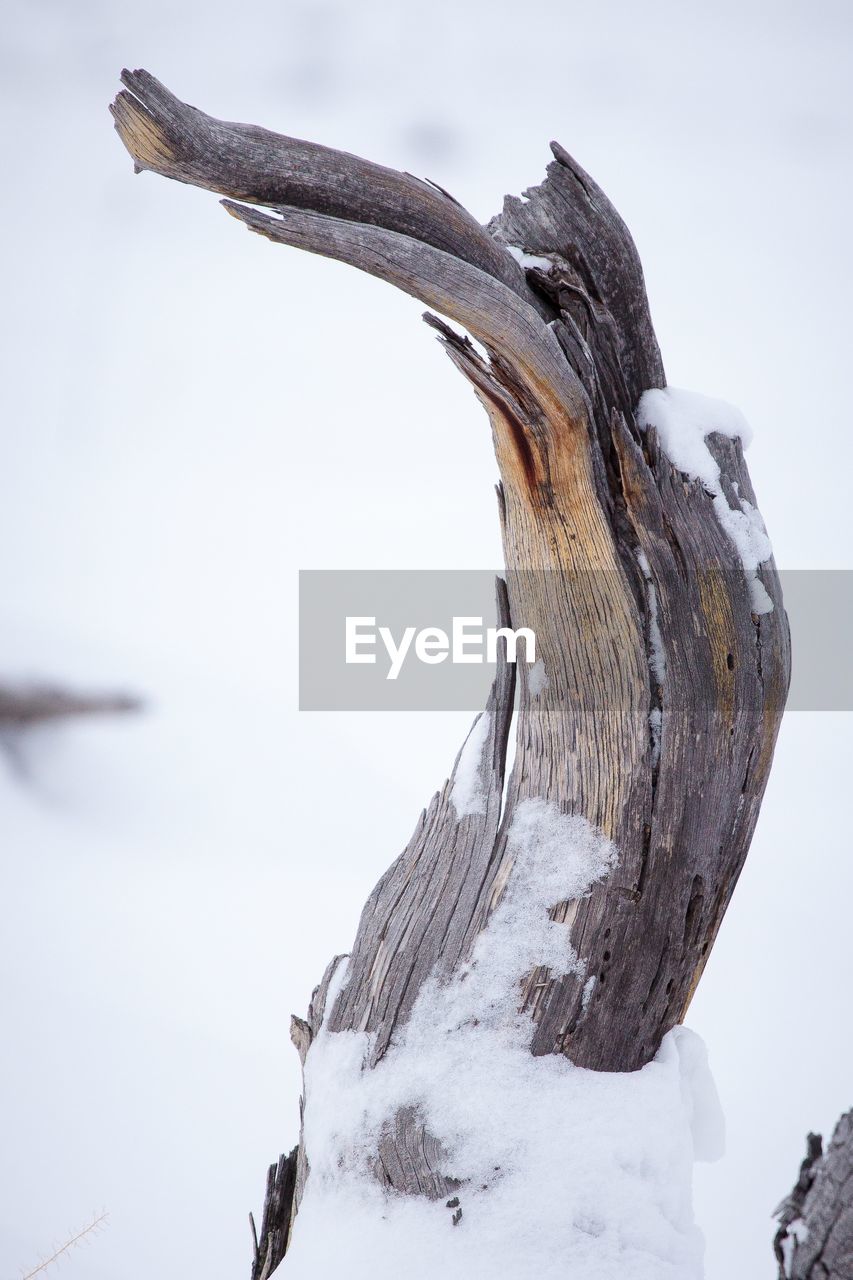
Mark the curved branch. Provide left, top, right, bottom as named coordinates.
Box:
left=110, top=70, right=589, bottom=497
left=110, top=69, right=545, bottom=314
left=220, top=200, right=588, bottom=443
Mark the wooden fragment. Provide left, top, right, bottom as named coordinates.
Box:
left=110, top=72, right=791, bottom=1262
left=775, top=1114, right=853, bottom=1279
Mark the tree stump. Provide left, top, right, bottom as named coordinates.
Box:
left=111, top=70, right=791, bottom=1275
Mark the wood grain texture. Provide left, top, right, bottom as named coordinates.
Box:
left=250, top=1149, right=298, bottom=1280
left=775, top=1115, right=853, bottom=1279
left=110, top=72, right=791, bottom=1263
left=326, top=580, right=515, bottom=1060
left=110, top=70, right=546, bottom=315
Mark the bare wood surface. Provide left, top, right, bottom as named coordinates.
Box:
left=490, top=141, right=665, bottom=416
left=775, top=1114, right=853, bottom=1279
left=327, top=579, right=514, bottom=1063
left=250, top=1149, right=298, bottom=1280
left=111, top=71, right=791, bottom=1263
left=109, top=70, right=544, bottom=314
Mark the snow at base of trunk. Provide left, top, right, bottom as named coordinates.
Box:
left=285, top=800, right=723, bottom=1279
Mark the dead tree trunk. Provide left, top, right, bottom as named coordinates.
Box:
left=111, top=70, right=791, bottom=1275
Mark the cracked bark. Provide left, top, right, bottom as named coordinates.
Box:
left=110, top=70, right=792, bottom=1273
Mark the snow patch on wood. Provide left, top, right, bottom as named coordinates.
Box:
left=450, top=712, right=491, bottom=818
left=637, top=549, right=667, bottom=685
left=505, top=243, right=554, bottom=272
left=528, top=658, right=549, bottom=696
left=637, top=386, right=774, bottom=614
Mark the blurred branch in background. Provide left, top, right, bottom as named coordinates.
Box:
left=0, top=683, right=140, bottom=728
left=0, top=680, right=141, bottom=778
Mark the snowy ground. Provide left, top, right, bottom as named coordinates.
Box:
left=2, top=1, right=851, bottom=1277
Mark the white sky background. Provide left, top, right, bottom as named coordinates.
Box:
left=1, top=1, right=851, bottom=1276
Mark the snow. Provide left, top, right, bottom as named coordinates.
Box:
left=286, top=801, right=719, bottom=1279
left=636, top=387, right=753, bottom=480
left=636, top=387, right=774, bottom=614
left=637, top=549, right=667, bottom=685
left=450, top=711, right=491, bottom=817
left=649, top=706, right=663, bottom=768
left=450, top=799, right=616, bottom=1003
left=779, top=1219, right=809, bottom=1278
left=528, top=657, right=549, bottom=696
left=637, top=550, right=665, bottom=765
left=506, top=243, right=554, bottom=272
left=711, top=492, right=774, bottom=614
left=671, top=1026, right=726, bottom=1162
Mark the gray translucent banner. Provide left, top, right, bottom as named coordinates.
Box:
left=298, top=570, right=852, bottom=712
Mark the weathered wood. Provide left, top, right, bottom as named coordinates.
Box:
left=109, top=70, right=545, bottom=314
left=775, top=1114, right=853, bottom=1279
left=490, top=141, right=665, bottom=418
left=250, top=1149, right=298, bottom=1280
left=110, top=71, right=791, bottom=1265
left=326, top=580, right=514, bottom=1060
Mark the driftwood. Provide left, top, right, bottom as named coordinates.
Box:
left=775, top=1115, right=853, bottom=1279
left=110, top=70, right=792, bottom=1271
